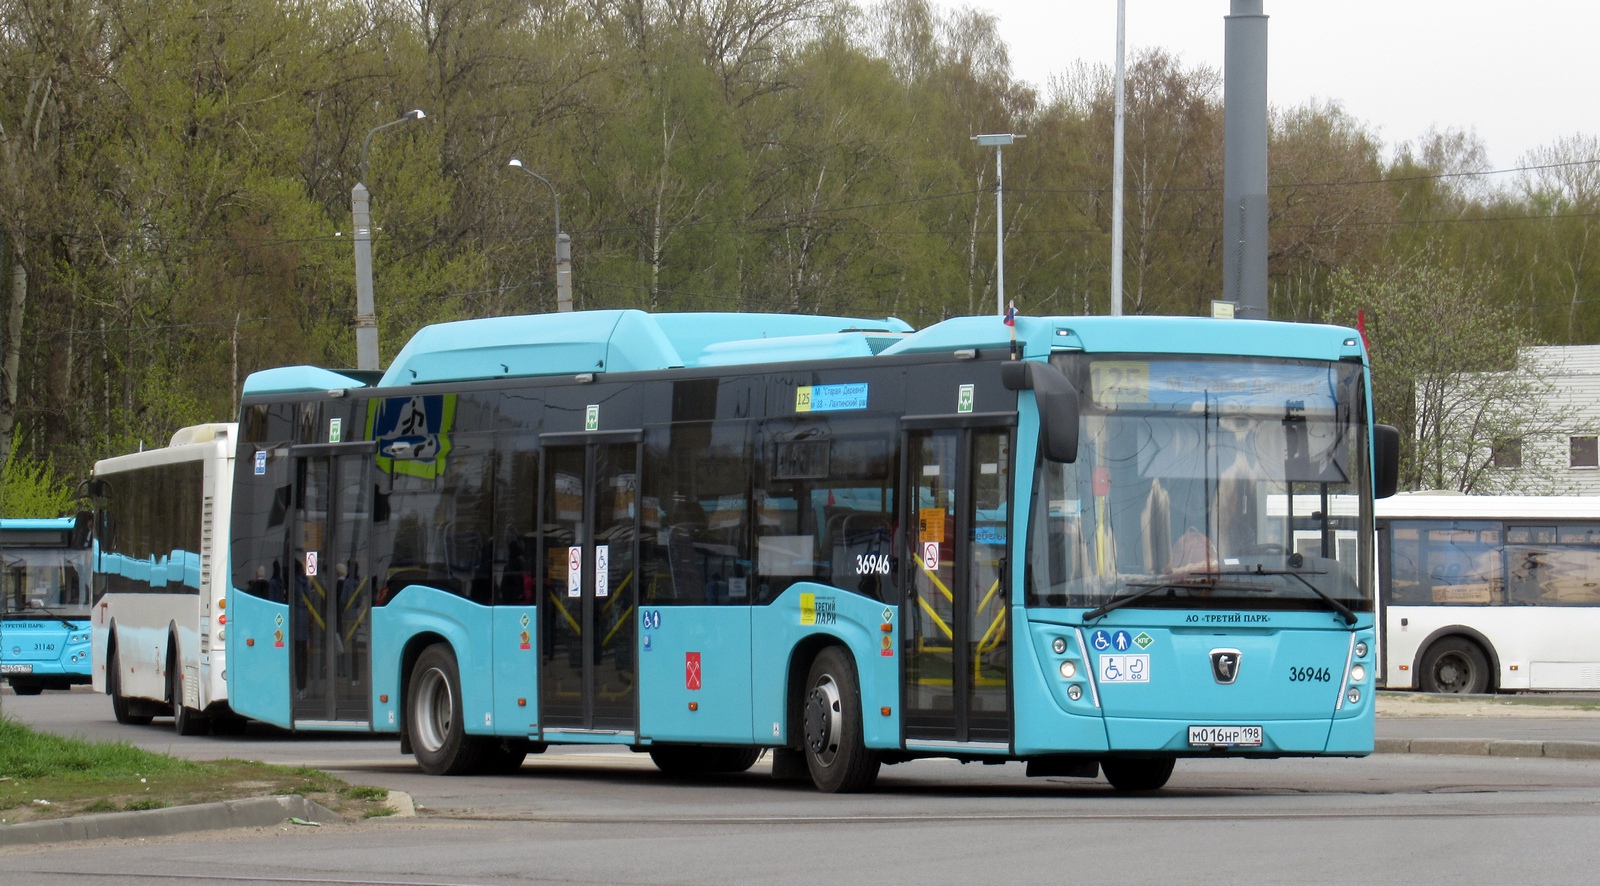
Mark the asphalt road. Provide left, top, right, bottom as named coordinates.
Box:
left=4, top=688, right=1600, bottom=884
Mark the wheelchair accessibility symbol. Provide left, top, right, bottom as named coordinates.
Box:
left=1100, top=654, right=1150, bottom=683
left=1091, top=629, right=1112, bottom=651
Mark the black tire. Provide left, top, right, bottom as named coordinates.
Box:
left=169, top=645, right=210, bottom=736
left=1102, top=757, right=1176, bottom=791
left=9, top=679, right=43, bottom=696
left=109, top=647, right=153, bottom=726
left=801, top=647, right=880, bottom=793
left=407, top=644, right=487, bottom=775
left=649, top=745, right=763, bottom=775
left=1418, top=637, right=1491, bottom=694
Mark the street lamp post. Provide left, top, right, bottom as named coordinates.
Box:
left=972, top=133, right=1024, bottom=317
left=352, top=108, right=426, bottom=371
left=507, top=158, right=572, bottom=312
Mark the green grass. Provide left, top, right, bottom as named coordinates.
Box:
left=0, top=716, right=396, bottom=825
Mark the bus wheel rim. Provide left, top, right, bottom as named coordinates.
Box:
left=804, top=676, right=842, bottom=767
left=416, top=667, right=453, bottom=752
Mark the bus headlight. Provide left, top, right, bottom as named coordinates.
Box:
left=1052, top=637, right=1068, bottom=654
left=1350, top=664, right=1366, bottom=682
left=1347, top=687, right=1361, bottom=704
left=1059, top=661, right=1076, bottom=679
left=1066, top=684, right=1083, bottom=701
left=1354, top=641, right=1369, bottom=659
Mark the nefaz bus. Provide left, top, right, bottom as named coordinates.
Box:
left=90, top=423, right=243, bottom=733
left=227, top=310, right=1398, bottom=791
left=1377, top=492, right=1600, bottom=693
left=1, top=517, right=92, bottom=693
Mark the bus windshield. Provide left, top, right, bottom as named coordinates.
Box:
left=1027, top=354, right=1372, bottom=614
left=2, top=548, right=91, bottom=617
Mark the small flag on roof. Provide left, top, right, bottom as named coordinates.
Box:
left=1003, top=301, right=1016, bottom=327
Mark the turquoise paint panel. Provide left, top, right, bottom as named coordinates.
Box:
left=491, top=606, right=539, bottom=737
left=242, top=365, right=372, bottom=396
left=1011, top=616, right=1107, bottom=755
left=0, top=621, right=91, bottom=676
left=1104, top=716, right=1333, bottom=753
left=371, top=587, right=494, bottom=736
left=0, top=517, right=74, bottom=531
left=226, top=591, right=291, bottom=727
left=542, top=730, right=638, bottom=745
left=637, top=605, right=753, bottom=743
left=750, top=584, right=897, bottom=750
left=1325, top=713, right=1376, bottom=754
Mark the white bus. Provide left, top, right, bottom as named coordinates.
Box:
left=1377, top=492, right=1600, bottom=693
left=90, top=423, right=241, bottom=733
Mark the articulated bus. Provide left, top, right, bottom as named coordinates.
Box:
left=89, top=423, right=243, bottom=733
left=1378, top=492, right=1600, bottom=693
left=226, top=309, right=1398, bottom=791
left=1, top=517, right=92, bottom=693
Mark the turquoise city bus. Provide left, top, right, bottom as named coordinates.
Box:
left=1, top=517, right=93, bottom=694
left=225, top=310, right=1399, bottom=791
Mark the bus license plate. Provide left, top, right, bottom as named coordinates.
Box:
left=1188, top=725, right=1262, bottom=747
left=1, top=664, right=34, bottom=674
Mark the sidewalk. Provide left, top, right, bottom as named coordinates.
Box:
left=1375, top=691, right=1600, bottom=760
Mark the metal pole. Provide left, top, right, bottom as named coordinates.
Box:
left=508, top=159, right=572, bottom=312
left=352, top=109, right=425, bottom=370
left=1224, top=0, right=1269, bottom=319
left=995, top=145, right=1005, bottom=318
left=1111, top=0, right=1126, bottom=316
left=352, top=182, right=378, bottom=370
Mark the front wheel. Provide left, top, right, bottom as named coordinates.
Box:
left=801, top=647, right=879, bottom=793
left=1102, top=757, right=1175, bottom=791
left=407, top=644, right=486, bottom=775
left=1418, top=637, right=1491, bottom=694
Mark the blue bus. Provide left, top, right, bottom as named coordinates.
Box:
left=226, top=310, right=1399, bottom=791
left=1, top=517, right=93, bottom=694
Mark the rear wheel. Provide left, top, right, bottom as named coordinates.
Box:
left=1418, top=637, right=1491, bottom=694
left=169, top=644, right=210, bottom=736
left=407, top=644, right=486, bottom=775
left=1102, top=757, right=1176, bottom=791
left=649, top=745, right=763, bottom=775
left=801, top=647, right=880, bottom=793
left=109, top=647, right=153, bottom=726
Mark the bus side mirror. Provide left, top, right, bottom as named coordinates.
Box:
left=71, top=511, right=93, bottom=549
left=1374, top=423, right=1400, bottom=499
left=1002, top=361, right=1080, bottom=464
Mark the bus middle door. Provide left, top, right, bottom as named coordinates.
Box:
left=538, top=435, right=640, bottom=740
left=288, top=442, right=375, bottom=727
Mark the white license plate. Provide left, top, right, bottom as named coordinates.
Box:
left=1188, top=725, right=1262, bottom=747
left=1, top=664, right=35, bottom=674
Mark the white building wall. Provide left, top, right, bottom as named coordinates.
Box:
left=1512, top=346, right=1600, bottom=494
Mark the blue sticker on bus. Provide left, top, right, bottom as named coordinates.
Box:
left=796, top=383, right=869, bottom=412
left=1090, top=629, right=1112, bottom=651
left=254, top=450, right=267, bottom=475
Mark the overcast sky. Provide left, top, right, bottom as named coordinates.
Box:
left=955, top=1, right=1595, bottom=170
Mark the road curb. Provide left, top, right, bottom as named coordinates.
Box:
left=1376, top=737, right=1600, bottom=760
left=0, top=795, right=341, bottom=847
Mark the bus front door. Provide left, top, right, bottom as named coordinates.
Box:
left=288, top=444, right=374, bottom=726
left=539, top=439, right=640, bottom=738
left=903, top=423, right=1014, bottom=749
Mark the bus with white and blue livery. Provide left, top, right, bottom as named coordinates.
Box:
left=89, top=423, right=243, bottom=733
left=1, top=517, right=92, bottom=694
left=226, top=309, right=1399, bottom=791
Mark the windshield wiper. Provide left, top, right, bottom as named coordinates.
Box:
left=1082, top=578, right=1253, bottom=621
left=1083, top=565, right=1358, bottom=626
left=2, top=604, right=82, bottom=628
left=1194, top=565, right=1359, bottom=626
